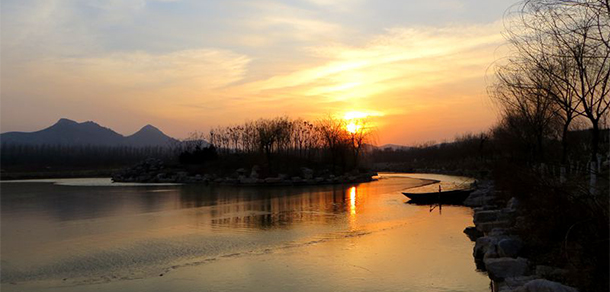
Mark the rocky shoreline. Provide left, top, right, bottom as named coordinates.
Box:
left=462, top=182, right=579, bottom=292
left=111, top=158, right=377, bottom=186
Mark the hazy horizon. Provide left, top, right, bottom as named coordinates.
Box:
left=1, top=0, right=519, bottom=145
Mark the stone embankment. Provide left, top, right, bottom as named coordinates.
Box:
left=462, top=182, right=579, bottom=292
left=112, top=158, right=376, bottom=185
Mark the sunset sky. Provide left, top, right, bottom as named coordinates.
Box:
left=1, top=0, right=518, bottom=145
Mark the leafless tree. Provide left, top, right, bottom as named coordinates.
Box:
left=504, top=0, right=610, bottom=164
left=491, top=58, right=561, bottom=161
left=316, top=116, right=348, bottom=172
left=204, top=115, right=374, bottom=173
left=348, top=117, right=373, bottom=169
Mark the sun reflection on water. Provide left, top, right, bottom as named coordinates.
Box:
left=349, top=186, right=357, bottom=215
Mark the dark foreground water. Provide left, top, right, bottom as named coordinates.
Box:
left=1, top=173, right=488, bottom=292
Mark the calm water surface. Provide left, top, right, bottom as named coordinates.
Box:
left=1, top=173, right=488, bottom=292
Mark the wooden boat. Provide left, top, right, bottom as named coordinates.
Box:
left=402, top=189, right=474, bottom=204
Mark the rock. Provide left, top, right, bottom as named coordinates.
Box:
left=239, top=177, right=257, bottom=184
left=291, top=176, right=303, bottom=183
left=250, top=165, right=260, bottom=179
left=194, top=174, right=202, bottom=181
left=474, top=210, right=501, bottom=224
left=484, top=257, right=528, bottom=280
left=468, top=188, right=488, bottom=196
left=496, top=276, right=539, bottom=292
left=176, top=172, right=190, bottom=183
left=489, top=228, right=508, bottom=237
left=224, top=178, right=238, bottom=184
left=507, top=197, right=520, bottom=210
left=505, top=276, right=539, bottom=288
left=535, top=265, right=569, bottom=280
left=264, top=177, right=282, bottom=183
left=475, top=205, right=501, bottom=211
left=112, top=158, right=167, bottom=183
left=477, top=220, right=512, bottom=233
left=315, top=177, right=324, bottom=183
left=301, top=167, right=314, bottom=179
left=467, top=188, right=489, bottom=197
left=464, top=226, right=484, bottom=241
left=484, top=246, right=499, bottom=260
left=512, top=279, right=578, bottom=292
left=498, top=208, right=517, bottom=223
left=498, top=238, right=523, bottom=258
left=464, top=190, right=496, bottom=207
left=236, top=168, right=247, bottom=176
left=474, top=236, right=498, bottom=259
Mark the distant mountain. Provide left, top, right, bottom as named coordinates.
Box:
left=1, top=118, right=178, bottom=147
left=124, top=124, right=178, bottom=147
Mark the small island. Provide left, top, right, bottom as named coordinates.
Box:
left=112, top=116, right=379, bottom=185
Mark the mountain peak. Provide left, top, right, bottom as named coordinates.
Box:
left=140, top=124, right=160, bottom=132
left=133, top=124, right=164, bottom=136
left=125, top=124, right=177, bottom=147
left=56, top=118, right=78, bottom=125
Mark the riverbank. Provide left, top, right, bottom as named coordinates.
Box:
left=462, top=181, right=580, bottom=292
left=111, top=158, right=378, bottom=186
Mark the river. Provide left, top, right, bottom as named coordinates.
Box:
left=1, top=173, right=488, bottom=292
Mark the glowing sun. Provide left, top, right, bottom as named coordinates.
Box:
left=346, top=122, right=362, bottom=134
left=343, top=111, right=381, bottom=134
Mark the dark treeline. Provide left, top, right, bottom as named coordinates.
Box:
left=1, top=144, right=174, bottom=171
left=371, top=133, right=493, bottom=175
left=371, top=129, right=608, bottom=176
left=175, top=116, right=373, bottom=177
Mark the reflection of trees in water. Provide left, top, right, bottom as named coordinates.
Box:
left=176, top=184, right=363, bottom=230
left=1, top=183, right=179, bottom=222
left=1, top=182, right=368, bottom=230
left=178, top=185, right=219, bottom=209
